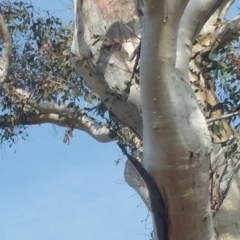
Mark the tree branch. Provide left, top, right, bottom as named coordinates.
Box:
left=219, top=0, right=234, bottom=20
left=0, top=13, right=12, bottom=82
left=202, top=15, right=240, bottom=54
left=0, top=11, right=141, bottom=145
left=176, top=0, right=228, bottom=75
left=200, top=0, right=234, bottom=36
left=0, top=112, right=114, bottom=143
left=0, top=12, right=117, bottom=144
left=143, top=0, right=190, bottom=74
left=206, top=111, right=240, bottom=123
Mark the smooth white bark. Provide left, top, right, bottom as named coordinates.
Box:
left=0, top=14, right=12, bottom=83
left=176, top=0, right=231, bottom=76
left=200, top=0, right=234, bottom=36
left=141, top=1, right=216, bottom=239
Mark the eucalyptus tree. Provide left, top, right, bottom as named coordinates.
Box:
left=1, top=0, right=240, bottom=239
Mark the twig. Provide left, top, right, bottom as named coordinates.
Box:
left=206, top=111, right=240, bottom=123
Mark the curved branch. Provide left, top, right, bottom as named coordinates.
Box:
left=78, top=114, right=114, bottom=142
left=0, top=112, right=114, bottom=143
left=202, top=15, right=240, bottom=53
left=200, top=0, right=234, bottom=36
left=142, top=0, right=189, bottom=75
left=1, top=83, right=143, bottom=144
left=176, top=0, right=229, bottom=75
left=219, top=0, right=234, bottom=20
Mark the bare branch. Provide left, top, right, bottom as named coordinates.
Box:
left=202, top=15, right=240, bottom=53
left=142, top=0, right=190, bottom=74
left=0, top=112, right=114, bottom=143
left=200, top=0, right=234, bottom=36
left=78, top=114, right=114, bottom=143
left=0, top=14, right=12, bottom=82
left=207, top=111, right=240, bottom=124
left=0, top=80, right=117, bottom=143
left=176, top=0, right=229, bottom=75
left=0, top=88, right=141, bottom=144
left=219, top=0, right=234, bottom=20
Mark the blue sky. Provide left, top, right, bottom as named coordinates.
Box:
left=1, top=1, right=240, bottom=240
left=0, top=125, right=150, bottom=240
left=0, top=1, right=150, bottom=240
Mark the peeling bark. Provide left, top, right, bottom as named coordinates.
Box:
left=71, top=0, right=143, bottom=137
